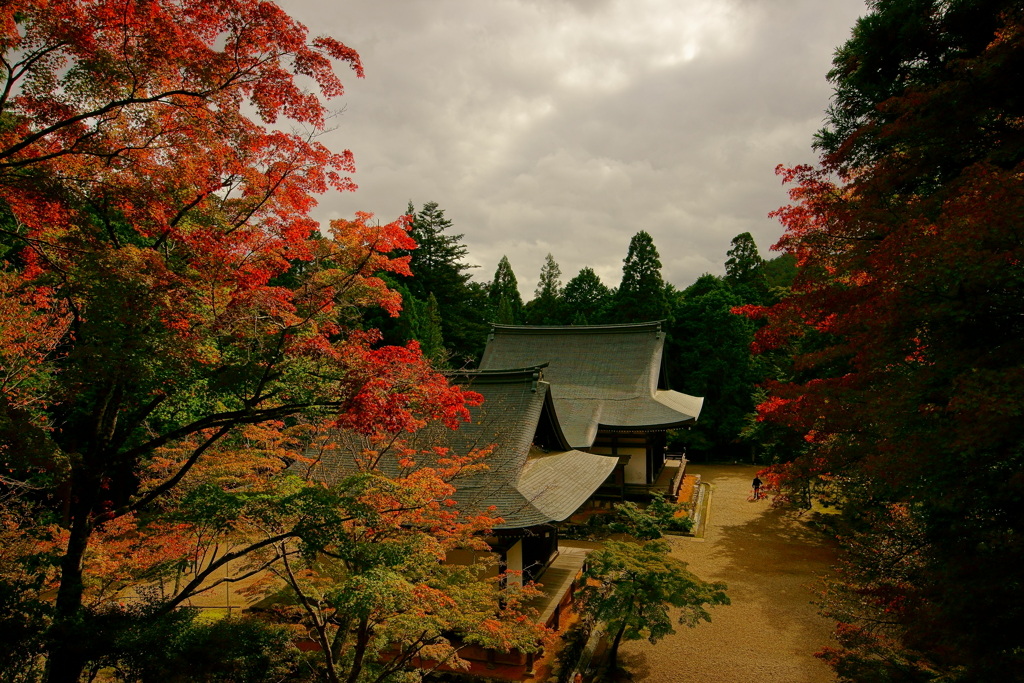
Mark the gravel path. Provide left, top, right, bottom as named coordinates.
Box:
left=617, top=464, right=838, bottom=683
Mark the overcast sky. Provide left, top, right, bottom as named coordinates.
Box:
left=278, top=0, right=866, bottom=296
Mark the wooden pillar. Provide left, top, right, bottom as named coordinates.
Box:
left=525, top=651, right=536, bottom=676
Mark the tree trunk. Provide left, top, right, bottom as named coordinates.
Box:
left=346, top=617, right=371, bottom=683
left=608, top=623, right=627, bottom=671
left=46, top=489, right=97, bottom=683
left=314, top=621, right=342, bottom=683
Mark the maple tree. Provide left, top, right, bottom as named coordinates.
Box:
left=576, top=539, right=727, bottom=672
left=739, top=2, right=1024, bottom=680
left=256, top=433, right=549, bottom=683
left=0, top=2, right=529, bottom=682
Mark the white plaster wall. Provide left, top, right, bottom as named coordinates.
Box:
left=506, top=540, right=523, bottom=587
left=621, top=447, right=648, bottom=484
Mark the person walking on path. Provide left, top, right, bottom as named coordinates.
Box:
left=751, top=475, right=762, bottom=501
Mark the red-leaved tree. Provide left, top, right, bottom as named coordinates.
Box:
left=739, top=3, right=1024, bottom=681
left=0, top=2, right=537, bottom=682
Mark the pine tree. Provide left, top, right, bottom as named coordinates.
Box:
left=487, top=256, right=524, bottom=323
left=401, top=201, right=488, bottom=363
left=615, top=231, right=670, bottom=323
left=525, top=253, right=563, bottom=325
left=405, top=201, right=470, bottom=294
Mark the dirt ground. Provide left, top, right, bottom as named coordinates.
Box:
left=616, top=464, right=838, bottom=683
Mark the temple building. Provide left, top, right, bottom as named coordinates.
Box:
left=290, top=322, right=704, bottom=675
left=294, top=366, right=616, bottom=633
left=478, top=322, right=704, bottom=498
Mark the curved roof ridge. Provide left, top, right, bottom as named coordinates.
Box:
left=445, top=364, right=549, bottom=386
left=479, top=321, right=703, bottom=448
left=489, top=321, right=664, bottom=335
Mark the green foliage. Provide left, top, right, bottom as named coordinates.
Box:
left=609, top=496, right=693, bottom=540
left=494, top=295, right=517, bottom=324
left=762, top=253, right=797, bottom=290
left=419, top=293, right=447, bottom=367
left=562, top=267, right=612, bottom=325
left=524, top=254, right=563, bottom=325
left=559, top=497, right=693, bottom=543
left=487, top=256, right=523, bottom=324
left=665, top=275, right=757, bottom=456
left=576, top=540, right=728, bottom=668
left=723, top=232, right=767, bottom=304
left=267, top=517, right=548, bottom=683
left=402, top=201, right=489, bottom=363
left=814, top=0, right=1021, bottom=173
left=615, top=231, right=670, bottom=323
left=109, top=614, right=298, bottom=683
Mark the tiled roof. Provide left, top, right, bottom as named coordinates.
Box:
left=289, top=367, right=615, bottom=529
left=478, top=323, right=703, bottom=448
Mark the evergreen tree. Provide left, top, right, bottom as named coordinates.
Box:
left=762, top=253, right=798, bottom=304
left=524, top=253, right=563, bottom=325
left=400, top=201, right=489, bottom=363
left=404, top=201, right=470, bottom=297
left=487, top=256, right=523, bottom=323
left=665, top=274, right=757, bottom=457
left=762, top=253, right=797, bottom=290
left=562, top=267, right=612, bottom=325
left=495, top=295, right=517, bottom=324
left=392, top=284, right=421, bottom=344
left=420, top=293, right=447, bottom=366
left=615, top=231, right=670, bottom=323
left=723, top=232, right=767, bottom=303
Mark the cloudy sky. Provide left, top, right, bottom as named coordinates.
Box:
left=278, top=0, right=866, bottom=296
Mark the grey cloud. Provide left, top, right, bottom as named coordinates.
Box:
left=279, top=0, right=865, bottom=294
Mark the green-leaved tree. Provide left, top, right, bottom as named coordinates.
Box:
left=615, top=231, right=670, bottom=323
left=420, top=293, right=447, bottom=366
left=524, top=253, right=563, bottom=325
left=402, top=201, right=489, bottom=362
left=576, top=540, right=728, bottom=671
left=487, top=256, right=524, bottom=324
left=562, top=267, right=612, bottom=325
left=724, top=232, right=767, bottom=304
left=666, top=274, right=757, bottom=456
